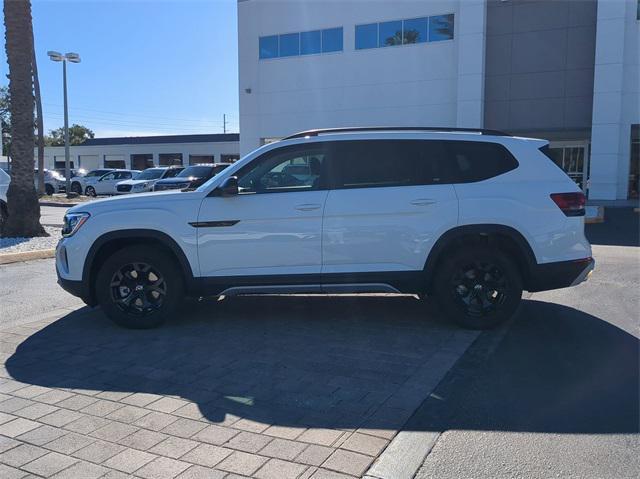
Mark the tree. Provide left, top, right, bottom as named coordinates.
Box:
left=2, top=0, right=46, bottom=237
left=45, top=124, right=94, bottom=146
left=32, top=29, right=44, bottom=196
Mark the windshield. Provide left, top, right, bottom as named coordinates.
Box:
left=135, top=168, right=165, bottom=180
left=178, top=166, right=212, bottom=178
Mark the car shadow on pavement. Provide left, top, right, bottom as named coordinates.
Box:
left=5, top=296, right=639, bottom=434
left=586, top=207, right=640, bottom=247
left=405, top=298, right=640, bottom=435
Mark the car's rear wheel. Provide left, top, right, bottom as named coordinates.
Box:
left=45, top=184, right=54, bottom=196
left=71, top=182, right=82, bottom=195
left=96, top=245, right=184, bottom=329
left=433, top=246, right=522, bottom=330
left=85, top=186, right=96, bottom=197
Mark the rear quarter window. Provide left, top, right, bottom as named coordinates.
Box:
left=446, top=141, right=518, bottom=183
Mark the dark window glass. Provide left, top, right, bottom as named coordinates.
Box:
left=429, top=14, right=454, bottom=42
left=136, top=168, right=164, bottom=180
left=237, top=144, right=328, bottom=193
left=379, top=20, right=402, bottom=47
left=300, top=30, right=321, bottom=55
left=179, top=166, right=214, bottom=178
left=163, top=168, right=184, bottom=178
left=355, top=23, right=378, bottom=49
left=259, top=35, right=278, bottom=59
left=279, top=32, right=300, bottom=57
left=332, top=140, right=447, bottom=188
left=403, top=17, right=427, bottom=44
left=189, top=155, right=214, bottom=165
left=322, top=27, right=343, bottom=52
left=447, top=141, right=518, bottom=183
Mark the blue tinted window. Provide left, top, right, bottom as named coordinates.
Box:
left=259, top=35, right=278, bottom=59
left=300, top=30, right=321, bottom=55
left=379, top=20, right=402, bottom=47
left=355, top=23, right=378, bottom=49
left=403, top=17, right=427, bottom=44
left=279, top=32, right=300, bottom=57
left=322, top=27, right=343, bottom=53
left=429, top=14, right=454, bottom=42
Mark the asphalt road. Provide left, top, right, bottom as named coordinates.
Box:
left=40, top=205, right=68, bottom=227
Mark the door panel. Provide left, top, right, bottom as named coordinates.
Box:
left=197, top=143, right=331, bottom=278
left=322, top=185, right=458, bottom=273
left=197, top=191, right=328, bottom=277
left=322, top=139, right=459, bottom=274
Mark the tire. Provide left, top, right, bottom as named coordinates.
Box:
left=433, top=245, right=522, bottom=330
left=85, top=186, right=96, bottom=197
left=45, top=183, right=54, bottom=196
left=96, top=245, right=184, bottom=329
left=71, top=182, right=82, bottom=195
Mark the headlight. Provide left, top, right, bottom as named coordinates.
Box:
left=62, top=212, right=90, bottom=237
left=133, top=183, right=148, bottom=190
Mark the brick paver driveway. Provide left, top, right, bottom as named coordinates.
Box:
left=0, top=295, right=476, bottom=478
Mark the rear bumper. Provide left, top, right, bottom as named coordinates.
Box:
left=527, top=257, right=595, bottom=292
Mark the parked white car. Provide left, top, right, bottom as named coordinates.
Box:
left=70, top=169, right=115, bottom=195
left=115, top=166, right=184, bottom=194
left=0, top=168, right=9, bottom=228
left=35, top=169, right=66, bottom=196
left=56, top=127, right=594, bottom=330
left=84, top=170, right=140, bottom=197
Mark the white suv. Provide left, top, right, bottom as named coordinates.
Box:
left=56, top=127, right=594, bottom=330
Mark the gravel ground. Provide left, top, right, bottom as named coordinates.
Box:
left=0, top=225, right=61, bottom=254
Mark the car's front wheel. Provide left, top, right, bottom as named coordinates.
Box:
left=96, top=245, right=184, bottom=329
left=71, top=182, right=82, bottom=195
left=85, top=186, right=96, bottom=197
left=45, top=184, right=54, bottom=196
left=433, top=245, right=522, bottom=330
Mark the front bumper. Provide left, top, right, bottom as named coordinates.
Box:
left=55, top=240, right=96, bottom=306
left=527, top=257, right=595, bottom=292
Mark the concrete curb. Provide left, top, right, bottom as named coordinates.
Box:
left=0, top=248, right=55, bottom=265
left=364, top=330, right=480, bottom=479
left=39, top=201, right=78, bottom=207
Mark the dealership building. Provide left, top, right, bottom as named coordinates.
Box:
left=34, top=133, right=240, bottom=172
left=238, top=0, right=639, bottom=200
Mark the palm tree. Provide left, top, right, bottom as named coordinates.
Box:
left=33, top=28, right=44, bottom=196
left=2, top=0, right=46, bottom=237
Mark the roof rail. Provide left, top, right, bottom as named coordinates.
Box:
left=283, top=126, right=511, bottom=140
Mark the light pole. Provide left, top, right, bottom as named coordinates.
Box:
left=47, top=51, right=80, bottom=196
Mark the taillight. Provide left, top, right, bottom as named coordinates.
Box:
left=550, top=192, right=586, bottom=217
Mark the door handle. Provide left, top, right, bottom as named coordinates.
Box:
left=295, top=203, right=322, bottom=211
left=410, top=199, right=437, bottom=206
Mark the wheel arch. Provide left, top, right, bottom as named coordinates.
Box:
left=82, top=229, right=196, bottom=306
left=423, top=224, right=537, bottom=293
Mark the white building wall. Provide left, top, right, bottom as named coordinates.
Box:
left=238, top=0, right=486, bottom=155
left=589, top=0, right=639, bottom=200
left=36, top=141, right=240, bottom=171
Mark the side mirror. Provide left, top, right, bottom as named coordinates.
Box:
left=213, top=176, right=239, bottom=197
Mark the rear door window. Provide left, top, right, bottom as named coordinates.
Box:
left=330, top=140, right=448, bottom=189
left=446, top=141, right=518, bottom=183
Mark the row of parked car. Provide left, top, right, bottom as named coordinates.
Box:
left=36, top=163, right=231, bottom=197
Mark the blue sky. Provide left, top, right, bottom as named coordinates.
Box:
left=1, top=0, right=239, bottom=137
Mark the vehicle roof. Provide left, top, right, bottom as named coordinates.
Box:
left=279, top=127, right=544, bottom=144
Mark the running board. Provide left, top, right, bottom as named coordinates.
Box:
left=219, top=283, right=402, bottom=296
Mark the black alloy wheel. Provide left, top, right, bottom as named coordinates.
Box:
left=96, top=245, right=183, bottom=329
left=450, top=260, right=508, bottom=318
left=434, top=246, right=522, bottom=330
left=110, top=262, right=167, bottom=316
